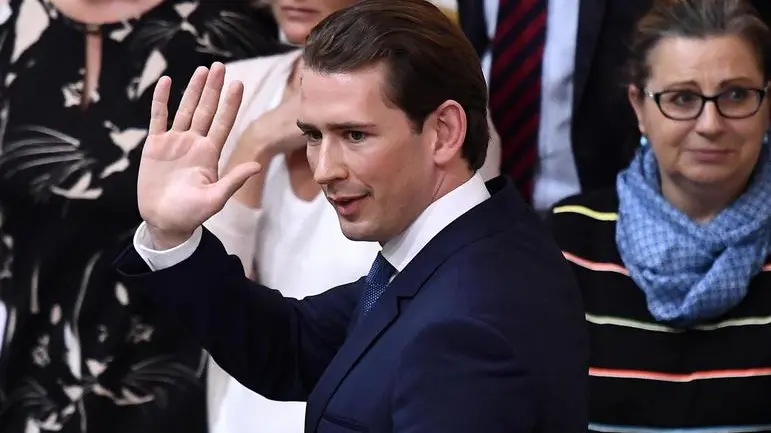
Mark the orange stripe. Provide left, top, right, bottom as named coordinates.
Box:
left=590, top=366, right=771, bottom=382
left=563, top=251, right=771, bottom=275
left=562, top=251, right=629, bottom=275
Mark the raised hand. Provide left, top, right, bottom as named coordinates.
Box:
left=138, top=62, right=262, bottom=249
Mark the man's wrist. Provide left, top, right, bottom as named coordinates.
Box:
left=146, top=224, right=195, bottom=250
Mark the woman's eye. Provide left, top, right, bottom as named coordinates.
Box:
left=726, top=88, right=749, bottom=101
left=670, top=92, right=698, bottom=105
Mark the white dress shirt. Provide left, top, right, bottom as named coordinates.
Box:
left=482, top=0, right=582, bottom=211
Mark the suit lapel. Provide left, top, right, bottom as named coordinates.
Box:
left=303, top=244, right=456, bottom=432
left=304, top=177, right=518, bottom=432
left=304, top=278, right=400, bottom=433
left=572, top=0, right=607, bottom=112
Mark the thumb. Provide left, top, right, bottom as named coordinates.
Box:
left=208, top=161, right=262, bottom=207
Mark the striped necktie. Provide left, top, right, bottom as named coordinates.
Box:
left=489, top=0, right=547, bottom=203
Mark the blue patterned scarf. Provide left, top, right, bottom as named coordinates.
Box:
left=616, top=143, right=771, bottom=326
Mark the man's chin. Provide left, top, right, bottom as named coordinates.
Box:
left=338, top=219, right=378, bottom=243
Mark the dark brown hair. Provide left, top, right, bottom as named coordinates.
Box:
left=627, top=0, right=771, bottom=93
left=303, top=0, right=489, bottom=171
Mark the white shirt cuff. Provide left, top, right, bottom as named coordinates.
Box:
left=133, top=222, right=202, bottom=271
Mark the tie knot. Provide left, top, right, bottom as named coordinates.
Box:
left=358, top=252, right=396, bottom=320
left=366, top=252, right=395, bottom=287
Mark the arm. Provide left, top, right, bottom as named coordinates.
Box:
left=392, top=318, right=537, bottom=432
left=116, top=226, right=360, bottom=401
left=122, top=62, right=359, bottom=400
left=204, top=57, right=305, bottom=272
left=203, top=197, right=262, bottom=274
left=202, top=61, right=269, bottom=273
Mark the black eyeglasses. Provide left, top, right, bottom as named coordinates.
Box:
left=645, top=85, right=768, bottom=120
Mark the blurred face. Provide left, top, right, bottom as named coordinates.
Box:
left=298, top=65, right=439, bottom=242
left=271, top=0, right=357, bottom=45
left=629, top=35, right=769, bottom=193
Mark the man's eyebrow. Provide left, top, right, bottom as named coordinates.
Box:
left=296, top=121, right=377, bottom=131
left=326, top=122, right=377, bottom=131
left=296, top=121, right=315, bottom=131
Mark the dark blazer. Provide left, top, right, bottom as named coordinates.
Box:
left=459, top=0, right=771, bottom=192
left=114, top=176, right=588, bottom=433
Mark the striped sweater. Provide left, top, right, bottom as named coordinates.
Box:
left=547, top=189, right=771, bottom=433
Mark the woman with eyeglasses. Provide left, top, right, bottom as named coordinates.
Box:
left=546, top=0, right=771, bottom=431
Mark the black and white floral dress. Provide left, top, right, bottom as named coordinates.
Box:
left=0, top=0, right=286, bottom=431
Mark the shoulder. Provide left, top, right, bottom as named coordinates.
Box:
left=432, top=215, right=584, bottom=328
left=224, top=50, right=302, bottom=82
left=221, top=50, right=301, bottom=114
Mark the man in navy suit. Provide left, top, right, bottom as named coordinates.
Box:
left=114, top=0, right=588, bottom=431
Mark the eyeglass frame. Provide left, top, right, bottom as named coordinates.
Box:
left=643, top=84, right=769, bottom=121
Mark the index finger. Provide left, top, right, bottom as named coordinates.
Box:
left=207, top=80, right=244, bottom=151
left=149, top=76, right=171, bottom=135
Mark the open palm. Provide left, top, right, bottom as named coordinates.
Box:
left=138, top=63, right=261, bottom=244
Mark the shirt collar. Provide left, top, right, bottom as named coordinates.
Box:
left=381, top=173, right=491, bottom=272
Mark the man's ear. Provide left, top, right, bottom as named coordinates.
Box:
left=430, top=99, right=466, bottom=166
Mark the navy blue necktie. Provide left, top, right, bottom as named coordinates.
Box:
left=358, top=252, right=396, bottom=318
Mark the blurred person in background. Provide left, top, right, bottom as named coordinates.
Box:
left=458, top=0, right=650, bottom=213
left=548, top=0, right=771, bottom=431
left=0, top=0, right=284, bottom=432
left=204, top=1, right=501, bottom=431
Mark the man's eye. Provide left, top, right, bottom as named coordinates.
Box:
left=346, top=131, right=367, bottom=142
left=303, top=131, right=322, bottom=142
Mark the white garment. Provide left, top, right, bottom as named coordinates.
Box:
left=482, top=0, right=581, bottom=211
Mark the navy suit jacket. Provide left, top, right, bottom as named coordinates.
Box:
left=115, top=176, right=589, bottom=433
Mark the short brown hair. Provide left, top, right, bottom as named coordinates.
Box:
left=627, top=0, right=771, bottom=92
left=303, top=0, right=489, bottom=171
